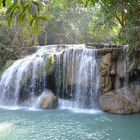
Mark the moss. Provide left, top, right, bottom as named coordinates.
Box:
left=45, top=54, right=55, bottom=75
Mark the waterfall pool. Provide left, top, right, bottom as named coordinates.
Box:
left=0, top=108, right=140, bottom=140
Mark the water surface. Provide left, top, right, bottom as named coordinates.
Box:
left=0, top=108, right=140, bottom=140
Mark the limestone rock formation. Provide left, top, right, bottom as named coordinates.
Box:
left=100, top=50, right=128, bottom=94
left=99, top=85, right=140, bottom=114
left=100, top=53, right=113, bottom=92
left=39, top=92, right=58, bottom=109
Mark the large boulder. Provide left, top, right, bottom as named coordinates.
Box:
left=99, top=85, right=140, bottom=114
left=39, top=91, right=58, bottom=109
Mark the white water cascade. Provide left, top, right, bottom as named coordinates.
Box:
left=0, top=46, right=64, bottom=107
left=0, top=44, right=100, bottom=111
left=58, top=47, right=100, bottom=111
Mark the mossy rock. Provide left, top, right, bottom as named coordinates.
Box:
left=45, top=54, right=55, bottom=75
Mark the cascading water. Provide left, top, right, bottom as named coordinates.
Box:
left=0, top=46, right=63, bottom=108
left=58, top=47, right=100, bottom=111
left=75, top=49, right=100, bottom=109
left=0, top=44, right=100, bottom=111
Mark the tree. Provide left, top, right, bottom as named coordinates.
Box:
left=0, top=0, right=49, bottom=36
left=46, top=0, right=94, bottom=44
left=77, top=0, right=140, bottom=70
left=77, top=1, right=140, bottom=42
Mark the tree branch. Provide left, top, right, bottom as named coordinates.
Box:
left=116, top=15, right=125, bottom=28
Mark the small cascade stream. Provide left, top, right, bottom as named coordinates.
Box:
left=0, top=44, right=100, bottom=111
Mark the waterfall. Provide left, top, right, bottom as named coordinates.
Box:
left=58, top=47, right=100, bottom=111
left=0, top=44, right=100, bottom=111
left=0, top=46, right=63, bottom=107
left=75, top=49, right=100, bottom=109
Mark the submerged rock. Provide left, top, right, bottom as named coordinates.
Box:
left=39, top=91, right=58, bottom=109
left=99, top=85, right=140, bottom=114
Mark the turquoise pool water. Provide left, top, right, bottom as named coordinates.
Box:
left=0, top=108, right=140, bottom=140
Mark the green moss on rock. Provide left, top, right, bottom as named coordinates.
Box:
left=45, top=54, right=55, bottom=75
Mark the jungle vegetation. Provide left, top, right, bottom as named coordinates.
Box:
left=0, top=0, right=140, bottom=70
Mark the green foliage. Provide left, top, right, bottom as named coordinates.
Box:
left=0, top=20, right=13, bottom=45
left=0, top=8, right=33, bottom=46
left=77, top=0, right=140, bottom=70
left=94, top=1, right=139, bottom=42
left=46, top=0, right=96, bottom=44
left=22, top=27, right=32, bottom=46
left=87, top=5, right=120, bottom=43
left=46, top=0, right=120, bottom=44
left=0, top=0, right=139, bottom=62
left=0, top=0, right=49, bottom=36
left=0, top=7, right=31, bottom=70
left=0, top=43, right=20, bottom=72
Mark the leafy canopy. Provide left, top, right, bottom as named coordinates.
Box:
left=0, top=0, right=49, bottom=35
left=77, top=0, right=140, bottom=70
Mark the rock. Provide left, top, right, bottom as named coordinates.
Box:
left=101, top=76, right=112, bottom=92
left=100, top=53, right=113, bottom=92
left=45, top=54, right=55, bottom=75
left=3, top=60, right=15, bottom=69
left=116, top=60, right=126, bottom=79
left=101, top=53, right=112, bottom=76
left=99, top=85, right=140, bottom=114
left=19, top=47, right=37, bottom=59
left=0, top=60, right=15, bottom=77
left=110, top=62, right=116, bottom=75
left=0, top=59, right=4, bottom=69
left=39, top=91, right=58, bottom=109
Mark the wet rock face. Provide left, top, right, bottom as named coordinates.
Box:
left=100, top=50, right=127, bottom=93
left=100, top=53, right=113, bottom=92
left=99, top=85, right=140, bottom=114
left=39, top=92, right=58, bottom=109
left=95, top=48, right=140, bottom=114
